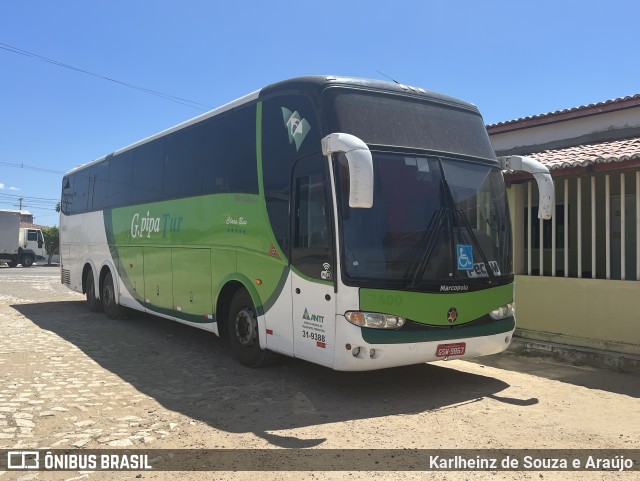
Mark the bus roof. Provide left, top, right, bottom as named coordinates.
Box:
left=260, top=75, right=480, bottom=113
left=65, top=75, right=481, bottom=176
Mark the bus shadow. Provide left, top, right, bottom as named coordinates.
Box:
left=16, top=301, right=523, bottom=448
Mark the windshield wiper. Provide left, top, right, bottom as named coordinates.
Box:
left=441, top=174, right=496, bottom=283
left=407, top=184, right=447, bottom=288
left=409, top=159, right=496, bottom=287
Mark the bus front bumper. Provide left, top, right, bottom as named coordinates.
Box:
left=332, top=316, right=515, bottom=371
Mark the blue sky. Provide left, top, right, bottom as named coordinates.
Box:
left=1, top=1, right=639, bottom=225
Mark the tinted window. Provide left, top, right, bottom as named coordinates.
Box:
left=291, top=154, right=333, bottom=280
left=325, top=90, right=496, bottom=160
left=131, top=139, right=164, bottom=204
left=202, top=105, right=257, bottom=194
left=61, top=169, right=90, bottom=215
left=108, top=151, right=133, bottom=206
left=261, top=94, right=321, bottom=254
left=27, top=230, right=38, bottom=241
left=89, top=159, right=110, bottom=210
left=61, top=176, right=72, bottom=215
left=262, top=94, right=321, bottom=195
left=63, top=103, right=258, bottom=213
left=163, top=124, right=204, bottom=199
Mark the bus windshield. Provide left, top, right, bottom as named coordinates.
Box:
left=335, top=152, right=512, bottom=288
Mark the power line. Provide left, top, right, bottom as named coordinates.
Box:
left=0, top=160, right=66, bottom=175
left=4, top=204, right=56, bottom=213
left=0, top=193, right=59, bottom=213
left=0, top=191, right=59, bottom=202
left=0, top=42, right=213, bottom=111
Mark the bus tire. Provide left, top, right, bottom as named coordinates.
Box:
left=102, top=271, right=124, bottom=319
left=21, top=255, right=34, bottom=268
left=227, top=289, right=277, bottom=368
left=85, top=271, right=103, bottom=312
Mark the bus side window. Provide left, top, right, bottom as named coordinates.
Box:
left=202, top=105, right=258, bottom=195
left=291, top=155, right=333, bottom=280
left=62, top=169, right=90, bottom=215
left=163, top=124, right=205, bottom=200
left=131, top=139, right=165, bottom=204
left=262, top=94, right=321, bottom=259
left=89, top=160, right=110, bottom=210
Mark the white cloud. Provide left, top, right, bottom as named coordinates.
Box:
left=0, top=183, right=20, bottom=190
left=8, top=186, right=19, bottom=191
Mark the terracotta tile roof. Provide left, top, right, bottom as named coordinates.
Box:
left=526, top=137, right=640, bottom=170
left=20, top=222, right=48, bottom=230
left=487, top=94, right=640, bottom=131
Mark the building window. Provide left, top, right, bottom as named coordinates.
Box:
left=524, top=205, right=567, bottom=249
left=520, top=172, right=639, bottom=280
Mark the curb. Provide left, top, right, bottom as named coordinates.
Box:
left=510, top=337, right=640, bottom=372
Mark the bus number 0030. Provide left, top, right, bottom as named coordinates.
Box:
left=303, top=331, right=325, bottom=343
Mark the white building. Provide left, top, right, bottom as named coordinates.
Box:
left=489, top=94, right=640, bottom=357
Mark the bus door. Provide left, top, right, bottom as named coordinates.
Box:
left=290, top=154, right=336, bottom=367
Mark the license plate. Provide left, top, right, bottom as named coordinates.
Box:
left=436, top=342, right=466, bottom=357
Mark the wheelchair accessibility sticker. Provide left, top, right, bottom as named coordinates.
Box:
left=457, top=244, right=474, bottom=270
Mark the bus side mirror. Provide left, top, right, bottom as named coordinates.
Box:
left=322, top=133, right=374, bottom=208
left=499, top=155, right=554, bottom=220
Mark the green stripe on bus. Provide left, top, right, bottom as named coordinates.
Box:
left=359, top=283, right=513, bottom=326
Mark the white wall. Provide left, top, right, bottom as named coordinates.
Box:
left=491, top=107, right=640, bottom=153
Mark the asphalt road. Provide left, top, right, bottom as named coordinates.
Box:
left=0, top=265, right=638, bottom=481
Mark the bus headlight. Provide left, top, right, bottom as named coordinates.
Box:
left=345, top=311, right=406, bottom=329
left=489, top=303, right=514, bottom=320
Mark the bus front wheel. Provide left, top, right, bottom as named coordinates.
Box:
left=227, top=289, right=277, bottom=368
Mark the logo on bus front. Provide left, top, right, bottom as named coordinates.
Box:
left=282, top=107, right=310, bottom=151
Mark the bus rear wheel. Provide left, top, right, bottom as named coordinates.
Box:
left=85, top=271, right=103, bottom=312
left=102, top=271, right=124, bottom=319
left=227, top=289, right=277, bottom=368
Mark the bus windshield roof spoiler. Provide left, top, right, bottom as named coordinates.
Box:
left=322, top=133, right=374, bottom=208
left=498, top=155, right=554, bottom=220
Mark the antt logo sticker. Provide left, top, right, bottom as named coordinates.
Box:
left=302, top=307, right=324, bottom=323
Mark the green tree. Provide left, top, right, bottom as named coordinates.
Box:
left=41, top=226, right=60, bottom=265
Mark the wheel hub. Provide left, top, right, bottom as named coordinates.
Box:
left=235, top=308, right=257, bottom=347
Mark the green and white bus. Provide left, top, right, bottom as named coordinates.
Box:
left=60, top=76, right=553, bottom=371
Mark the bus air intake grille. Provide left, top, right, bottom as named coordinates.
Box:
left=61, top=269, right=71, bottom=285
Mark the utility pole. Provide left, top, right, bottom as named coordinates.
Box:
left=18, top=197, right=23, bottom=210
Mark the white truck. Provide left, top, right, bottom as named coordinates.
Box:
left=0, top=211, right=47, bottom=267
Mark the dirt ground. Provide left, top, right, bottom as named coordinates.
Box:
left=0, top=266, right=638, bottom=481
